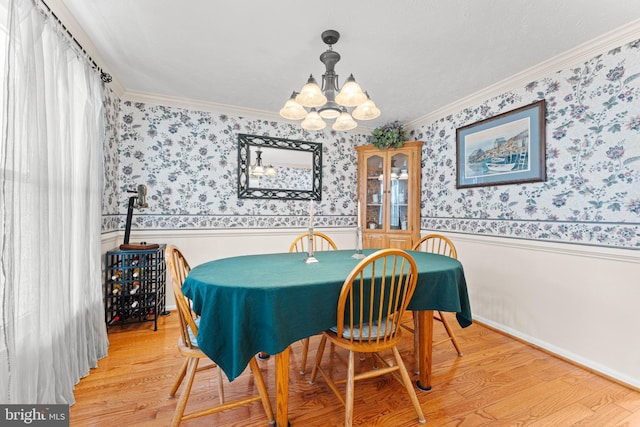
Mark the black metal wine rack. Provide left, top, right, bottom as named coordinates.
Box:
left=104, top=244, right=167, bottom=331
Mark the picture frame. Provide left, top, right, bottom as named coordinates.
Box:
left=456, top=99, right=546, bottom=189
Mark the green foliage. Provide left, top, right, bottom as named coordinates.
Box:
left=369, top=121, right=406, bottom=149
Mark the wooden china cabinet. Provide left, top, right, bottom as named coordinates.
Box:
left=356, top=141, right=423, bottom=249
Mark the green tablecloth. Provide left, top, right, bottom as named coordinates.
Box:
left=182, top=249, right=472, bottom=381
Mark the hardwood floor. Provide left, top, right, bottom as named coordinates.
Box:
left=70, top=313, right=640, bottom=426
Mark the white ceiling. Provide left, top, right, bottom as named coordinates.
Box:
left=56, top=0, right=640, bottom=130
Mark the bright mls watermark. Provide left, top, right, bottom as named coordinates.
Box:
left=1, top=405, right=69, bottom=426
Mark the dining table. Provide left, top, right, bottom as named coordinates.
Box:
left=182, top=248, right=472, bottom=426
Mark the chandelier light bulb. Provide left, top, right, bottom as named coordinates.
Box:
left=251, top=149, right=266, bottom=176
left=279, top=92, right=308, bottom=120
left=301, top=108, right=326, bottom=130
left=335, top=74, right=367, bottom=107
left=332, top=108, right=357, bottom=131
left=295, top=75, right=327, bottom=107
left=318, top=102, right=342, bottom=119
left=351, top=93, right=381, bottom=121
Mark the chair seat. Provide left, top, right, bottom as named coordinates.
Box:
left=187, top=317, right=200, bottom=347
left=329, top=320, right=395, bottom=339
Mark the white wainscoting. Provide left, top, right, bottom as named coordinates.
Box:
left=435, top=231, right=640, bottom=390
left=101, top=228, right=640, bottom=389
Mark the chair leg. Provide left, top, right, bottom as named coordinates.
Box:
left=439, top=311, right=463, bottom=356
left=171, top=357, right=199, bottom=427
left=309, top=335, right=327, bottom=384
left=169, top=358, right=189, bottom=397
left=344, top=350, right=355, bottom=427
left=392, top=346, right=426, bottom=424
left=248, top=358, right=275, bottom=423
left=300, top=337, right=310, bottom=374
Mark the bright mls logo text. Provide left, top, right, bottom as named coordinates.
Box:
left=2, top=405, right=69, bottom=426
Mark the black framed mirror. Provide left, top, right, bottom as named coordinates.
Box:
left=237, top=134, right=322, bottom=200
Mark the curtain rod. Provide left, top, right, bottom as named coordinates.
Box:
left=39, top=0, right=112, bottom=83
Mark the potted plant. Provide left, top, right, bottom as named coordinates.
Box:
left=369, top=121, right=406, bottom=150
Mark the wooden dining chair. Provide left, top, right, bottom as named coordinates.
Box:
left=165, top=245, right=274, bottom=427
left=309, top=249, right=426, bottom=427
left=408, top=234, right=463, bottom=357
left=289, top=231, right=339, bottom=374
left=289, top=230, right=338, bottom=253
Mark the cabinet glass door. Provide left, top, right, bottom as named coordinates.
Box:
left=365, top=154, right=384, bottom=230
left=389, top=152, right=409, bottom=231
left=358, top=141, right=422, bottom=250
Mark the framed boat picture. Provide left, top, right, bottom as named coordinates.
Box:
left=456, top=99, right=546, bottom=189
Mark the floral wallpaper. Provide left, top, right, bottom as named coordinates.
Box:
left=102, top=37, right=639, bottom=249
left=102, top=83, right=121, bottom=231
left=102, top=103, right=368, bottom=233
left=410, top=38, right=640, bottom=248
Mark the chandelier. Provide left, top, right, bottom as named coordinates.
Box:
left=250, top=149, right=276, bottom=177
left=279, top=30, right=380, bottom=132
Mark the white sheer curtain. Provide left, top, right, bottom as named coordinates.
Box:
left=0, top=0, right=109, bottom=403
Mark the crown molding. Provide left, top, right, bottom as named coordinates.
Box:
left=122, top=89, right=280, bottom=120
left=405, top=18, right=640, bottom=130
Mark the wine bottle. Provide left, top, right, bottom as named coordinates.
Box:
left=108, top=312, right=123, bottom=325
left=112, top=283, right=122, bottom=295
left=129, top=300, right=141, bottom=319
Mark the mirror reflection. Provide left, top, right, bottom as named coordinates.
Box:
left=248, top=147, right=313, bottom=191
left=238, top=134, right=322, bottom=200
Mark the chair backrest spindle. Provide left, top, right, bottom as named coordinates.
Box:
left=413, top=234, right=457, bottom=259
left=337, top=249, right=417, bottom=346
left=289, top=231, right=338, bottom=253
